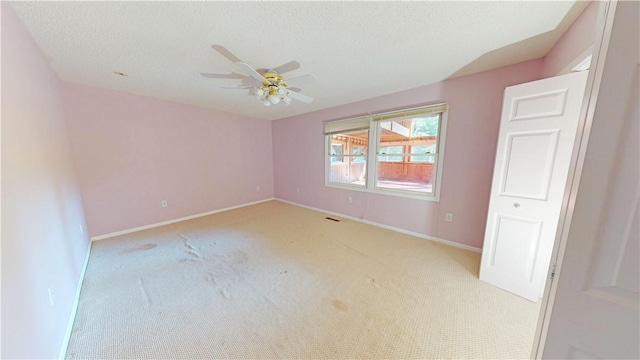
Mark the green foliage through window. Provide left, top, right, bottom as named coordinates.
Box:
left=411, top=115, right=439, bottom=137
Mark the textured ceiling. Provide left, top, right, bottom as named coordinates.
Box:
left=10, top=1, right=587, bottom=121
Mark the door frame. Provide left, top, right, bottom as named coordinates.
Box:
left=531, top=1, right=615, bottom=358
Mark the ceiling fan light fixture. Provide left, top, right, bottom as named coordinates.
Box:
left=254, top=83, right=291, bottom=106
left=268, top=94, right=281, bottom=104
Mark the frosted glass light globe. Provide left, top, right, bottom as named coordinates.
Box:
left=268, top=95, right=280, bottom=104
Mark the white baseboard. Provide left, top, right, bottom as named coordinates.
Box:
left=90, top=198, right=276, bottom=241
left=275, top=198, right=482, bottom=253
left=59, top=242, right=92, bottom=360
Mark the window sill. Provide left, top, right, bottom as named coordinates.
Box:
left=325, top=182, right=440, bottom=202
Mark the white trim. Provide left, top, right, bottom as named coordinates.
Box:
left=532, top=1, right=612, bottom=358
left=58, top=242, right=92, bottom=360
left=90, top=198, right=275, bottom=241
left=275, top=198, right=481, bottom=253
left=561, top=45, right=594, bottom=75
left=571, top=54, right=592, bottom=72
left=433, top=108, right=448, bottom=201
left=324, top=182, right=442, bottom=202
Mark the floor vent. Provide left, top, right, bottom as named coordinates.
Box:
left=325, top=217, right=340, bottom=222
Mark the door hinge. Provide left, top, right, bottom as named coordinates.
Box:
left=550, top=264, right=557, bottom=280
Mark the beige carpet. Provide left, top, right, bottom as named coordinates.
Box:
left=66, top=200, right=539, bottom=359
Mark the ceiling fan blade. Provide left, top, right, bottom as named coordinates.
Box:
left=287, top=90, right=314, bottom=104
left=220, top=86, right=254, bottom=89
left=200, top=72, right=249, bottom=79
left=211, top=44, right=242, bottom=63
left=256, top=60, right=301, bottom=75
left=240, top=78, right=261, bottom=87
left=274, top=61, right=301, bottom=74
left=208, top=82, right=244, bottom=89
left=285, top=74, right=317, bottom=88
left=234, top=62, right=268, bottom=84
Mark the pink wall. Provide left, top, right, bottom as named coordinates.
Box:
left=1, top=3, right=89, bottom=359
left=272, top=59, right=544, bottom=249
left=60, top=83, right=274, bottom=237
left=543, top=1, right=639, bottom=356
left=542, top=1, right=600, bottom=77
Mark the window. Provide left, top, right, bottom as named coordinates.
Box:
left=324, top=116, right=370, bottom=187
left=325, top=104, right=447, bottom=200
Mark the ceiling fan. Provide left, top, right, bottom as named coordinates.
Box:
left=201, top=45, right=316, bottom=106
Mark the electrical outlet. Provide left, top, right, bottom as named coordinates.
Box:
left=445, top=213, right=453, bottom=222
left=48, top=287, right=55, bottom=307
left=348, top=196, right=353, bottom=203
left=256, top=185, right=261, bottom=191
left=161, top=200, right=168, bottom=208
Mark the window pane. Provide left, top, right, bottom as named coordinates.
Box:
left=375, top=111, right=442, bottom=195
left=330, top=144, right=343, bottom=163
left=379, top=146, right=403, bottom=162
left=352, top=146, right=366, bottom=162
left=376, top=155, right=436, bottom=194
left=327, top=129, right=368, bottom=187
left=410, top=145, right=437, bottom=162
left=411, top=115, right=440, bottom=136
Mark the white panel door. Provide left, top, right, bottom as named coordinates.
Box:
left=480, top=71, right=588, bottom=301
left=539, top=1, right=639, bottom=358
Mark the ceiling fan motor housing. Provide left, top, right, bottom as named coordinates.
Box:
left=255, top=70, right=291, bottom=105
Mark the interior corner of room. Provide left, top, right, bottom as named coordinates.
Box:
left=2, top=1, right=638, bottom=359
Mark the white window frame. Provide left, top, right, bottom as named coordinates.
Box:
left=324, top=103, right=448, bottom=201
left=324, top=116, right=370, bottom=190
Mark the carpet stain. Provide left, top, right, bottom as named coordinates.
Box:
left=123, top=243, right=157, bottom=253
left=366, top=275, right=379, bottom=288
left=138, top=278, right=152, bottom=306
left=205, top=273, right=217, bottom=285
left=332, top=299, right=348, bottom=312
left=231, top=250, right=248, bottom=264
left=219, top=289, right=230, bottom=299
left=180, top=234, right=203, bottom=259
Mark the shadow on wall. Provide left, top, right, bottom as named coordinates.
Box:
left=447, top=1, right=589, bottom=80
